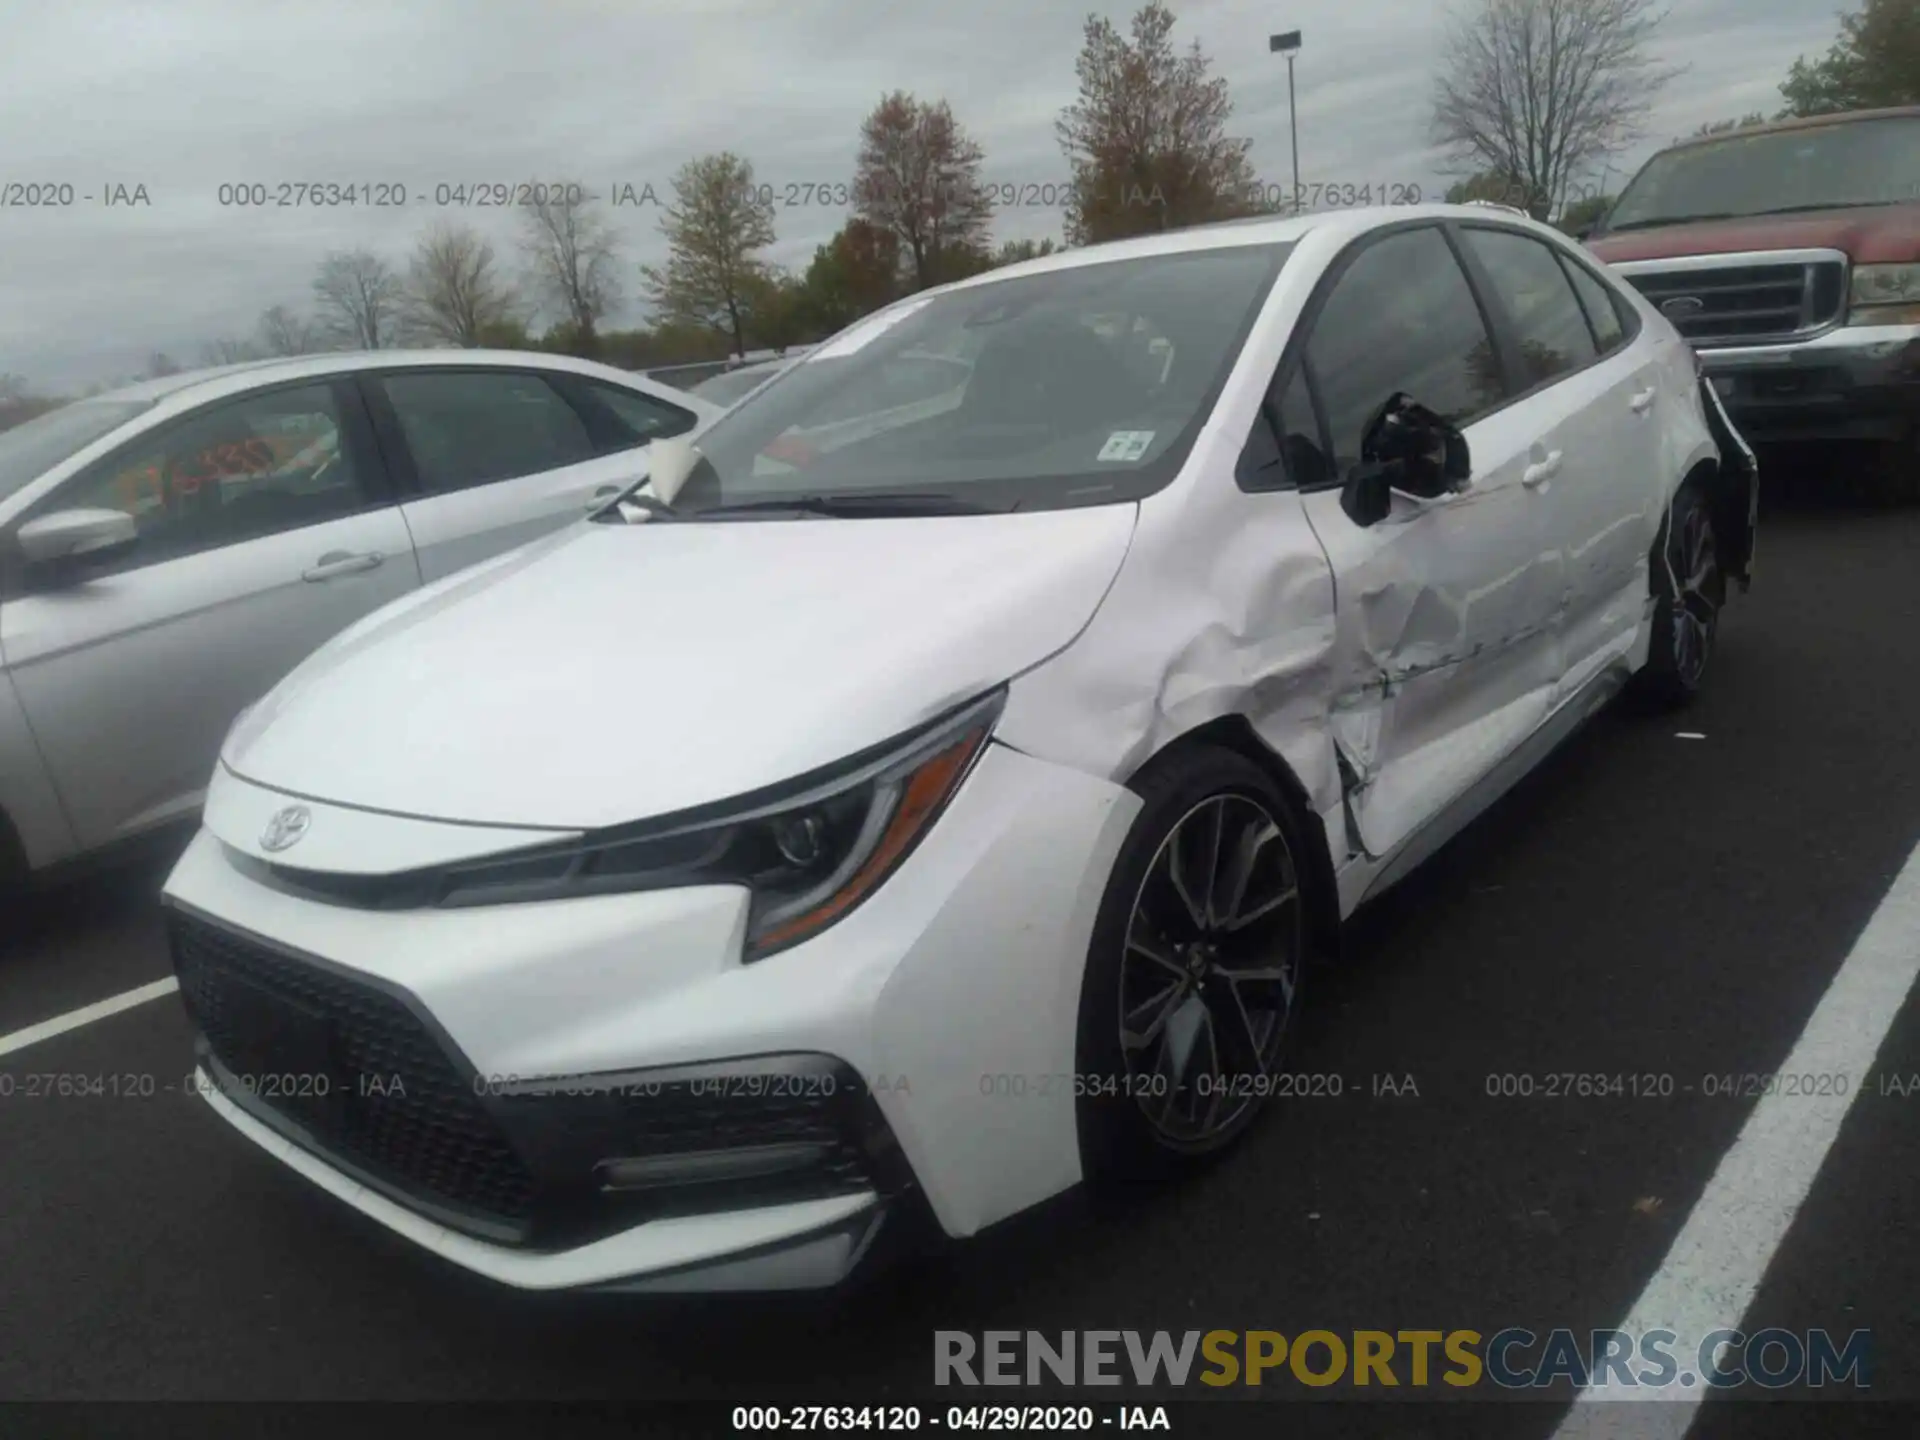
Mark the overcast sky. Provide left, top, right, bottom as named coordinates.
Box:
left=0, top=0, right=1839, bottom=393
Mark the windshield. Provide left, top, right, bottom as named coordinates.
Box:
left=691, top=366, right=788, bottom=407
left=667, top=243, right=1292, bottom=515
left=1604, top=116, right=1920, bottom=232
left=0, top=399, right=152, bottom=505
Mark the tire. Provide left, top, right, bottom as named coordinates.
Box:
left=0, top=811, right=25, bottom=900
left=1074, top=745, right=1314, bottom=1186
left=1632, top=481, right=1726, bottom=710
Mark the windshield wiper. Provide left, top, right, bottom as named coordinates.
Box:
left=692, top=492, right=1013, bottom=519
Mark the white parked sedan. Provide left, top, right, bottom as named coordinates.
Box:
left=160, top=205, right=1756, bottom=1293
left=0, top=351, right=716, bottom=884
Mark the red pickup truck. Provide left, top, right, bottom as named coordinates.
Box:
left=1586, top=106, right=1920, bottom=498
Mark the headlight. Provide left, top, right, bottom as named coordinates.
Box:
left=435, top=688, right=1005, bottom=959
left=1849, top=263, right=1920, bottom=322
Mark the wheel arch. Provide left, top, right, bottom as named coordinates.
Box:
left=1120, top=715, right=1343, bottom=967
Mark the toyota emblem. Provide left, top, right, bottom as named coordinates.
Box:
left=260, top=805, right=312, bottom=853
left=1660, top=296, right=1706, bottom=318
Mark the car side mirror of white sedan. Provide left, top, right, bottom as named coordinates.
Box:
left=17, top=507, right=139, bottom=580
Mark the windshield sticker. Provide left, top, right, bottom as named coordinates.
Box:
left=811, top=297, right=937, bottom=360
left=1098, top=430, right=1155, bottom=462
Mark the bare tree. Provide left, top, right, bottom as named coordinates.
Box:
left=1432, top=0, right=1681, bottom=220
left=854, top=93, right=994, bottom=288
left=258, top=304, right=321, bottom=356
left=312, top=249, right=405, bottom=350
left=640, top=152, right=778, bottom=357
left=519, top=186, right=620, bottom=357
left=200, top=337, right=261, bottom=365
left=406, top=222, right=519, bottom=347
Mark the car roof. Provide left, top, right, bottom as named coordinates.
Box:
left=1655, top=105, right=1920, bottom=158
left=86, top=348, right=707, bottom=412
left=923, top=202, right=1571, bottom=293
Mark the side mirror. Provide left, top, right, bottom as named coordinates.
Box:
left=1340, top=394, right=1474, bottom=528
left=18, top=508, right=138, bottom=576
left=1340, top=460, right=1398, bottom=527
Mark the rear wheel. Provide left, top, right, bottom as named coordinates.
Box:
left=1633, top=482, right=1725, bottom=709
left=1074, top=747, right=1313, bottom=1185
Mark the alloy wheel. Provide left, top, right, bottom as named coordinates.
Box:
left=1671, top=503, right=1722, bottom=687
left=1117, top=792, right=1303, bottom=1151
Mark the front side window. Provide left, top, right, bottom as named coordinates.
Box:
left=669, top=244, right=1293, bottom=514
left=0, top=399, right=152, bottom=507
left=1305, top=226, right=1505, bottom=474
left=379, top=371, right=595, bottom=495
left=38, top=383, right=370, bottom=574
left=1461, top=228, right=1601, bottom=388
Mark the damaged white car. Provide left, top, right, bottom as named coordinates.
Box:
left=163, top=204, right=1756, bottom=1293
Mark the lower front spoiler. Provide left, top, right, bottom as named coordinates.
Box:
left=195, top=1068, right=888, bottom=1293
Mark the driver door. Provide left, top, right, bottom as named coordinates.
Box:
left=1282, top=223, right=1564, bottom=863
left=0, top=378, right=420, bottom=855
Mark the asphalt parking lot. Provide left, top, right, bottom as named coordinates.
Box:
left=4, top=474, right=1918, bottom=1438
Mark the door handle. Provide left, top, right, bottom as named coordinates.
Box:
left=1522, top=451, right=1563, bottom=488
left=302, top=550, right=385, bottom=582
left=1630, top=387, right=1657, bottom=414
left=584, top=484, right=623, bottom=512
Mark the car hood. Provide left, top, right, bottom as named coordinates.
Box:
left=223, top=506, right=1139, bottom=830
left=1589, top=203, right=1920, bottom=266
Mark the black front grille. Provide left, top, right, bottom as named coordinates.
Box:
left=1625, top=259, right=1846, bottom=345
left=170, top=907, right=914, bottom=1250
left=169, top=909, right=539, bottom=1235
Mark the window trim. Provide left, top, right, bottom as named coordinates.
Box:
left=1237, top=218, right=1514, bottom=496
left=2, top=375, right=393, bottom=596
left=358, top=365, right=608, bottom=501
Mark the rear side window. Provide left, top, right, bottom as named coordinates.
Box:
left=1304, top=226, right=1506, bottom=474
left=1562, top=260, right=1630, bottom=354
left=583, top=381, right=698, bottom=450
left=379, top=371, right=595, bottom=495
left=1459, top=228, right=1600, bottom=387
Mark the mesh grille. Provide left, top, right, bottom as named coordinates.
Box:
left=169, top=910, right=538, bottom=1229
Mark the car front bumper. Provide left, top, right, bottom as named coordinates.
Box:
left=1696, top=322, right=1920, bottom=446
left=161, top=742, right=1140, bottom=1292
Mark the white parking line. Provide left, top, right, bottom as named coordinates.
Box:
left=0, top=977, right=180, bottom=1060
left=1554, top=838, right=1920, bottom=1438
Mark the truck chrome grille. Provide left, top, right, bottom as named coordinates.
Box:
left=1619, top=256, right=1847, bottom=347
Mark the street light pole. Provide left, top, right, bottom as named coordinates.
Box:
left=1270, top=30, right=1303, bottom=213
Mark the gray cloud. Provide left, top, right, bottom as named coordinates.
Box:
left=0, top=0, right=1838, bottom=392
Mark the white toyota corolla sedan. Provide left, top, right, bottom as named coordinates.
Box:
left=162, top=204, right=1757, bottom=1294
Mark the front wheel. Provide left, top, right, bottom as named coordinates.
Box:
left=1074, top=746, right=1313, bottom=1185
left=1632, top=483, right=1725, bottom=709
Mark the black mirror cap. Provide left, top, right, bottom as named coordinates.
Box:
left=1361, top=392, right=1472, bottom=495
left=1339, top=461, right=1396, bottom=527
